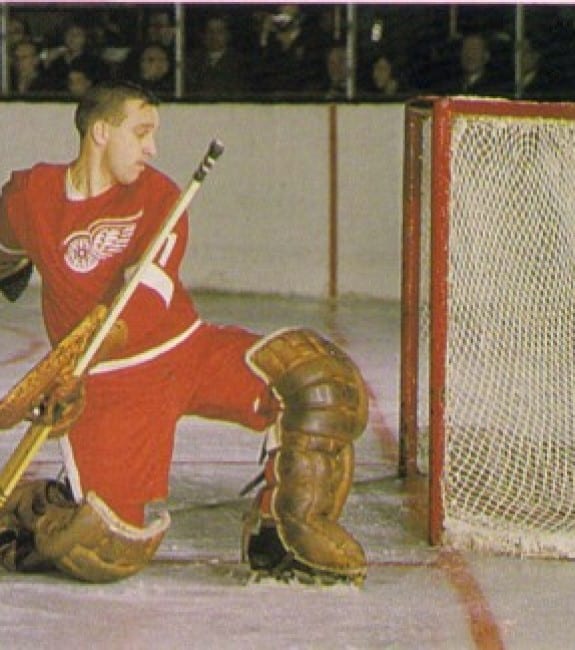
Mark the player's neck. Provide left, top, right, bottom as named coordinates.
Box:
left=68, top=151, right=114, bottom=199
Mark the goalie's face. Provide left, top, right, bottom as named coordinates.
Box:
left=101, top=99, right=159, bottom=186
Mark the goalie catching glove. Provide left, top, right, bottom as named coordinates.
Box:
left=0, top=479, right=170, bottom=582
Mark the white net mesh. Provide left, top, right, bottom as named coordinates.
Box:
left=419, top=107, right=575, bottom=556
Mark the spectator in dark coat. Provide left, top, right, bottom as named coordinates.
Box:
left=42, top=22, right=106, bottom=92
left=134, top=44, right=174, bottom=97
left=11, top=41, right=51, bottom=96
left=186, top=15, right=246, bottom=98
left=442, top=33, right=503, bottom=96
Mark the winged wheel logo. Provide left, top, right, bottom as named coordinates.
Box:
left=63, top=211, right=142, bottom=273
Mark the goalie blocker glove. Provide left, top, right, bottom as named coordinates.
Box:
left=0, top=259, right=34, bottom=302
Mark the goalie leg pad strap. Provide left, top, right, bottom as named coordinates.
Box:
left=245, top=328, right=368, bottom=579
left=0, top=480, right=170, bottom=582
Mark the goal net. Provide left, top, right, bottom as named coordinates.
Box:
left=400, top=96, right=575, bottom=557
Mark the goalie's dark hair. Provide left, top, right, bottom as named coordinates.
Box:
left=74, top=81, right=160, bottom=137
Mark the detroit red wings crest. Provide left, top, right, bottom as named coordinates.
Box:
left=63, top=211, right=143, bottom=273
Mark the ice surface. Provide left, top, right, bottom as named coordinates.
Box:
left=1, top=288, right=572, bottom=649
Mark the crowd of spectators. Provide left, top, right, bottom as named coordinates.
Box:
left=3, top=4, right=575, bottom=102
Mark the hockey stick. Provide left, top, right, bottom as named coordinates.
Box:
left=0, top=139, right=224, bottom=505
left=76, top=138, right=224, bottom=375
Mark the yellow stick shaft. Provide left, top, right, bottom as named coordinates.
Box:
left=0, top=423, right=52, bottom=507
left=75, top=139, right=224, bottom=376
left=0, top=141, right=224, bottom=508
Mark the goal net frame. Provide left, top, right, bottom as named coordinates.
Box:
left=400, top=96, right=575, bottom=556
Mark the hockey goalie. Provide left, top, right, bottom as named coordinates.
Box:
left=0, top=81, right=368, bottom=584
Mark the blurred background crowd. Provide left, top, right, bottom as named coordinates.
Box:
left=2, top=3, right=575, bottom=102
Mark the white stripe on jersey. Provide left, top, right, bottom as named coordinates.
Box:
left=89, top=319, right=202, bottom=375
left=140, top=262, right=174, bottom=306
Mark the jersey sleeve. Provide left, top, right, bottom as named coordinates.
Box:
left=0, top=171, right=31, bottom=258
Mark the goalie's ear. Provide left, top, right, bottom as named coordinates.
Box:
left=0, top=258, right=33, bottom=302
left=90, top=119, right=110, bottom=147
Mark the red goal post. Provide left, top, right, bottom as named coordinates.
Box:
left=400, top=96, right=575, bottom=556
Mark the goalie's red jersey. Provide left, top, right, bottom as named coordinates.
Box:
left=1, top=163, right=275, bottom=525
left=2, top=162, right=199, bottom=354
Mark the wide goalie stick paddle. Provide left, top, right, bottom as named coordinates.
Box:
left=0, top=139, right=224, bottom=506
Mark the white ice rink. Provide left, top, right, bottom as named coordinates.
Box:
left=2, top=287, right=575, bottom=649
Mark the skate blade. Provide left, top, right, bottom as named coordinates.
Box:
left=247, top=566, right=365, bottom=587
